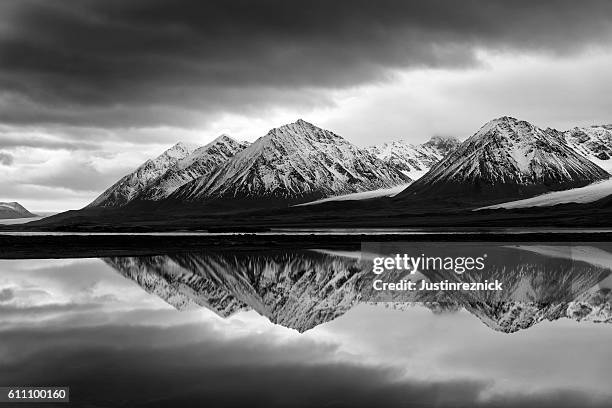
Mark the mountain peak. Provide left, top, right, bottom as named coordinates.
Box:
left=216, top=133, right=234, bottom=141
left=173, top=141, right=189, bottom=149
left=88, top=142, right=197, bottom=208
left=427, top=134, right=459, bottom=143
left=423, top=135, right=461, bottom=152
left=263, top=120, right=344, bottom=146
left=135, top=135, right=250, bottom=201
left=485, top=116, right=522, bottom=126
left=368, top=136, right=460, bottom=181
left=202, top=134, right=237, bottom=149
left=494, top=115, right=518, bottom=122
left=564, top=123, right=612, bottom=172
left=167, top=142, right=197, bottom=156
left=470, top=116, right=543, bottom=146
left=279, top=118, right=315, bottom=129
left=480, top=115, right=523, bottom=130
left=274, top=119, right=319, bottom=133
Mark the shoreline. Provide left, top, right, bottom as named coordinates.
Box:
left=3, top=231, right=612, bottom=259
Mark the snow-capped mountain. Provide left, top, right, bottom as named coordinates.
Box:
left=88, top=142, right=196, bottom=208
left=0, top=202, right=36, bottom=219
left=564, top=124, right=612, bottom=172
left=368, top=135, right=460, bottom=180
left=398, top=116, right=610, bottom=202
left=137, top=135, right=249, bottom=201
left=172, top=119, right=411, bottom=204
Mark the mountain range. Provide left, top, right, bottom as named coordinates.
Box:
left=8, top=115, right=612, bottom=231
left=0, top=202, right=36, bottom=219
left=171, top=119, right=411, bottom=204
left=90, top=119, right=411, bottom=208
left=397, top=117, right=610, bottom=202
left=86, top=116, right=612, bottom=212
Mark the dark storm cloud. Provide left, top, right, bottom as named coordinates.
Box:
left=0, top=288, right=15, bottom=302
left=0, top=152, right=13, bottom=165
left=0, top=302, right=103, bottom=316
left=1, top=0, right=612, bottom=128
left=0, top=132, right=99, bottom=151
left=23, top=159, right=117, bottom=192
left=0, top=322, right=609, bottom=408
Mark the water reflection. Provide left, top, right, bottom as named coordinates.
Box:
left=1, top=249, right=612, bottom=407
left=103, top=244, right=612, bottom=333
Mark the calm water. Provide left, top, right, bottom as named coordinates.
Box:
left=6, top=227, right=612, bottom=236
left=1, top=244, right=611, bottom=407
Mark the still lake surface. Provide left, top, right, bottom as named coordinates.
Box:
left=1, top=243, right=611, bottom=407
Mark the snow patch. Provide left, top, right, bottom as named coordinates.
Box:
left=477, top=178, right=612, bottom=210
left=296, top=183, right=411, bottom=206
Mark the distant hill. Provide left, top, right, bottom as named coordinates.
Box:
left=0, top=202, right=36, bottom=219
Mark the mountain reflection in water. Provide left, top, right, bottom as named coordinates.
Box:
left=103, top=244, right=612, bottom=333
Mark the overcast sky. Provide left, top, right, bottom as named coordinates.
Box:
left=2, top=0, right=612, bottom=211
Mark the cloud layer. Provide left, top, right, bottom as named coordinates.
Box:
left=2, top=0, right=612, bottom=128
left=0, top=152, right=13, bottom=166
left=2, top=1, right=612, bottom=210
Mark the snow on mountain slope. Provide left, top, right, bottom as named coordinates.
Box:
left=296, top=183, right=411, bottom=206
left=172, top=119, right=411, bottom=203
left=397, top=116, right=610, bottom=202
left=368, top=136, right=460, bottom=180
left=87, top=142, right=196, bottom=208
left=478, top=178, right=612, bottom=210
left=564, top=124, right=612, bottom=172
left=0, top=202, right=36, bottom=219
left=138, top=135, right=249, bottom=200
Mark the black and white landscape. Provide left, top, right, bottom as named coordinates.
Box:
left=2, top=2, right=612, bottom=408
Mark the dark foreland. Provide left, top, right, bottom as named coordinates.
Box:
left=3, top=188, right=612, bottom=234
left=3, top=191, right=612, bottom=260
left=4, top=230, right=612, bottom=260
